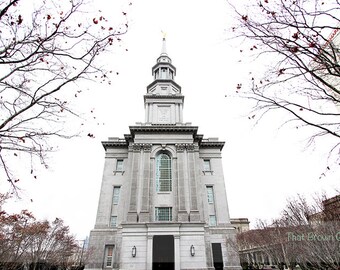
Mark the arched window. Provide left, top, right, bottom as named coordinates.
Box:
left=156, top=153, right=172, bottom=192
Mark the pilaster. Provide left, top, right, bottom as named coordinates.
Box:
left=147, top=235, right=153, bottom=270
left=188, top=143, right=200, bottom=221
left=172, top=156, right=178, bottom=222
left=176, top=143, right=187, bottom=222
left=127, top=143, right=141, bottom=222
left=174, top=235, right=181, bottom=270
left=140, top=144, right=152, bottom=222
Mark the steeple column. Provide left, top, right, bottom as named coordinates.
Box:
left=145, top=104, right=149, bottom=122
left=179, top=104, right=183, bottom=122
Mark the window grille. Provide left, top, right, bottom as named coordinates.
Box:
left=105, top=245, right=114, bottom=267
left=116, top=160, right=123, bottom=171
left=112, top=186, right=120, bottom=204
left=155, top=207, right=172, bottom=221
left=207, top=186, right=214, bottom=204
left=209, top=215, right=217, bottom=226
left=110, top=216, right=117, bottom=227
left=203, top=159, right=211, bottom=171
left=156, top=153, right=172, bottom=192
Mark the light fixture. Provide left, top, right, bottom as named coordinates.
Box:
left=132, top=246, right=137, bottom=257
left=190, top=245, right=195, bottom=256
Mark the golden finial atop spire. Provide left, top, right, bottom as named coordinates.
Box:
left=161, top=30, right=167, bottom=40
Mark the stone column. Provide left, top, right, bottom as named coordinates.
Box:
left=176, top=104, right=180, bottom=123
left=150, top=104, right=153, bottom=123
left=179, top=104, right=183, bottom=122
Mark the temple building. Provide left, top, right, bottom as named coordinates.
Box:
left=86, top=38, right=241, bottom=270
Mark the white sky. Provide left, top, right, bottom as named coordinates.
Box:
left=3, top=0, right=339, bottom=240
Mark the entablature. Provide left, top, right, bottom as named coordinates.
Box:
left=102, top=128, right=224, bottom=151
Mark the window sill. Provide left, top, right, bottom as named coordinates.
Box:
left=154, top=220, right=173, bottom=222
left=113, top=170, right=125, bottom=175
left=203, top=170, right=214, bottom=175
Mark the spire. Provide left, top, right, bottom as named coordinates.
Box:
left=156, top=34, right=172, bottom=65
left=161, top=33, right=167, bottom=56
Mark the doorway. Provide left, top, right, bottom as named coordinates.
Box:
left=212, top=243, right=223, bottom=270
left=152, top=235, right=174, bottom=270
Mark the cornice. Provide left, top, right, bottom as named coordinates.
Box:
left=200, top=141, right=225, bottom=150
left=144, top=94, right=184, bottom=101
left=102, top=141, right=128, bottom=150
left=146, top=79, right=181, bottom=92
left=151, top=61, right=176, bottom=73
left=128, top=125, right=198, bottom=137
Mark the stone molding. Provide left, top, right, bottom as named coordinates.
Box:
left=129, top=125, right=198, bottom=136
left=175, top=143, right=197, bottom=152
left=186, top=144, right=195, bottom=152
left=102, top=140, right=128, bottom=150
left=175, top=143, right=186, bottom=152
left=113, top=170, right=125, bottom=176
left=144, top=144, right=152, bottom=152
left=130, top=143, right=153, bottom=152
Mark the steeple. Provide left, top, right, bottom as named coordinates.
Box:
left=144, top=37, right=184, bottom=124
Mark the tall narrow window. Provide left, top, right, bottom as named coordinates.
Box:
left=155, top=207, right=172, bottom=221
left=116, top=159, right=123, bottom=171
left=209, top=215, right=217, bottom=226
left=156, top=153, right=172, bottom=192
left=161, top=68, right=167, bottom=79
left=203, top=159, right=211, bottom=171
left=105, top=245, right=114, bottom=267
left=112, top=186, right=120, bottom=205
left=206, top=186, right=214, bottom=204
left=110, top=216, right=117, bottom=227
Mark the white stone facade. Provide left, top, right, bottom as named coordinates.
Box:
left=86, top=38, right=241, bottom=270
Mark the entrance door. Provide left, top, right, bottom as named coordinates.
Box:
left=152, top=235, right=174, bottom=270
left=212, top=243, right=223, bottom=270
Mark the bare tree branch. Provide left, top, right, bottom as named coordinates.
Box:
left=0, top=0, right=129, bottom=192
left=229, top=0, right=340, bottom=168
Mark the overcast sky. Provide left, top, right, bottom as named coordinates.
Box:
left=3, top=0, right=339, bottom=240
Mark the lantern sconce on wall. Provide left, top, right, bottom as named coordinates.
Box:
left=190, top=245, right=195, bottom=256
left=132, top=246, right=137, bottom=257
